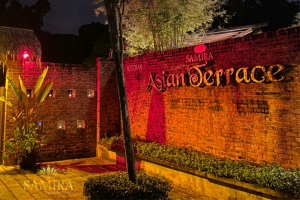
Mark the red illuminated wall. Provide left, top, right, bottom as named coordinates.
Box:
left=4, top=26, right=299, bottom=168
left=96, top=58, right=120, bottom=143
left=119, top=27, right=300, bottom=168
left=4, top=62, right=97, bottom=163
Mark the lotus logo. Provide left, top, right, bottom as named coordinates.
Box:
left=37, top=165, right=59, bottom=176
left=186, top=44, right=213, bottom=63
left=194, top=44, right=206, bottom=54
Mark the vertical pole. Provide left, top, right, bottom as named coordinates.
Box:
left=0, top=67, right=6, bottom=165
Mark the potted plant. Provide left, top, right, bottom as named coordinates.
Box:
left=0, top=67, right=54, bottom=168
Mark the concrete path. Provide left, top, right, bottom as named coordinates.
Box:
left=0, top=157, right=213, bottom=200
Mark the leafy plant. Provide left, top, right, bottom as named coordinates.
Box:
left=100, top=133, right=122, bottom=148
left=102, top=137, right=300, bottom=197
left=136, top=141, right=300, bottom=197
left=94, top=0, right=228, bottom=54
left=37, top=165, right=59, bottom=176
left=100, top=134, right=151, bottom=153
left=83, top=172, right=171, bottom=200
left=0, top=66, right=54, bottom=163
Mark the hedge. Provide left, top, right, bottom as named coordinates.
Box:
left=100, top=135, right=300, bottom=197
left=83, top=172, right=171, bottom=199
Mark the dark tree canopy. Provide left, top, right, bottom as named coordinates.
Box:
left=78, top=22, right=111, bottom=64
left=0, top=0, right=84, bottom=64
left=0, top=0, right=9, bottom=17
left=36, top=31, right=83, bottom=64
left=32, top=0, right=51, bottom=18
left=0, top=0, right=50, bottom=32
left=213, top=0, right=300, bottom=31
left=0, top=1, right=110, bottom=64
left=259, top=0, right=299, bottom=31
left=83, top=30, right=111, bottom=65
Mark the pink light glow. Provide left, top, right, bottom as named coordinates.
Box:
left=23, top=52, right=29, bottom=59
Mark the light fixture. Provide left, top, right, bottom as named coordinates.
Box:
left=87, top=89, right=94, bottom=98
left=48, top=90, right=53, bottom=98
left=77, top=120, right=85, bottom=129
left=57, top=121, right=65, bottom=130
left=68, top=90, right=73, bottom=97
left=23, top=52, right=29, bottom=60
left=37, top=121, right=43, bottom=131
left=26, top=89, right=32, bottom=98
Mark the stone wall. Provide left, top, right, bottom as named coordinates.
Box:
left=4, top=61, right=97, bottom=162
left=118, top=27, right=300, bottom=168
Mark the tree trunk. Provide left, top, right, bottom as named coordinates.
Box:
left=103, top=0, right=137, bottom=184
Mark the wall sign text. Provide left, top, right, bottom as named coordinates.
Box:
left=127, top=64, right=142, bottom=71
left=145, top=64, right=285, bottom=92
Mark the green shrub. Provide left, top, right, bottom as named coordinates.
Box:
left=100, top=136, right=300, bottom=197
left=100, top=134, right=122, bottom=148
left=136, top=141, right=300, bottom=197
left=100, top=134, right=151, bottom=153
left=83, top=172, right=171, bottom=199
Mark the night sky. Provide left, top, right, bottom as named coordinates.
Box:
left=21, top=0, right=106, bottom=35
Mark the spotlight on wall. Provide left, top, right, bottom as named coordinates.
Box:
left=57, top=121, right=65, bottom=130
left=26, top=89, right=32, bottom=98
left=37, top=121, right=43, bottom=131
left=68, top=90, right=73, bottom=97
left=48, top=90, right=53, bottom=98
left=77, top=120, right=85, bottom=129
left=87, top=89, right=94, bottom=98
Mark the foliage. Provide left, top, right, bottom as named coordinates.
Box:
left=100, top=134, right=123, bottom=147
left=213, top=0, right=300, bottom=32
left=79, top=22, right=111, bottom=65
left=83, top=31, right=111, bottom=65
left=100, top=134, right=151, bottom=153
left=37, top=165, right=59, bottom=176
left=83, top=172, right=171, bottom=200
left=94, top=0, right=227, bottom=54
left=293, top=13, right=300, bottom=27
left=136, top=142, right=300, bottom=197
left=3, top=123, right=46, bottom=161
left=101, top=136, right=300, bottom=197
left=36, top=31, right=83, bottom=64
left=0, top=0, right=51, bottom=32
left=0, top=67, right=54, bottom=162
left=259, top=0, right=299, bottom=31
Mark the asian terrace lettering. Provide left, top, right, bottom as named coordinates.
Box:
left=145, top=64, right=285, bottom=92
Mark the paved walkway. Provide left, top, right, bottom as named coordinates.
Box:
left=0, top=157, right=213, bottom=200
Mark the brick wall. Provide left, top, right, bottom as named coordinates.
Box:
left=4, top=61, right=97, bottom=163
left=119, top=27, right=300, bottom=168
left=96, top=58, right=120, bottom=144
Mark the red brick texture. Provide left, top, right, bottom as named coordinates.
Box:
left=3, top=61, right=97, bottom=163
left=96, top=58, right=120, bottom=143
left=119, top=27, right=300, bottom=168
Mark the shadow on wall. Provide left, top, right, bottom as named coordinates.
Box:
left=146, top=90, right=166, bottom=144
left=0, top=68, right=6, bottom=87
left=100, top=69, right=120, bottom=138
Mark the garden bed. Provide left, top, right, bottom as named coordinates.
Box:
left=96, top=137, right=300, bottom=200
